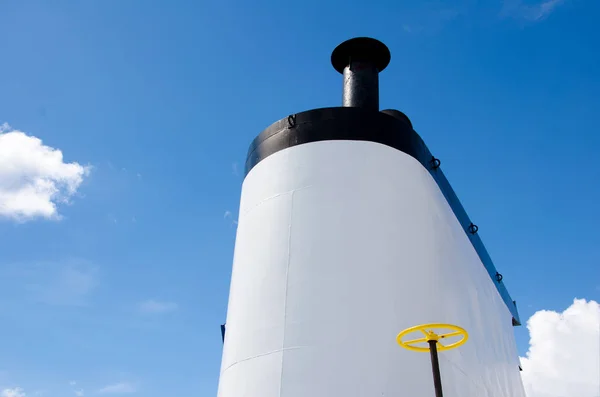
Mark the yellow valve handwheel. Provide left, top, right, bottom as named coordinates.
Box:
left=396, top=323, right=468, bottom=353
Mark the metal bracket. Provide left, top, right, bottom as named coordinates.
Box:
left=468, top=223, right=479, bottom=234
left=287, top=114, right=297, bottom=129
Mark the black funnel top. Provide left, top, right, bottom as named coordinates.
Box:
left=331, top=37, right=391, bottom=74
left=330, top=37, right=391, bottom=110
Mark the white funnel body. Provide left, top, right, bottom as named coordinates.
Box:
left=217, top=140, right=526, bottom=397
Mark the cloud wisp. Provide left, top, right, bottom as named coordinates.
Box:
left=1, top=388, right=26, bottom=397
left=0, top=123, right=90, bottom=222
left=224, top=210, right=238, bottom=226
left=501, top=0, right=567, bottom=21
left=97, top=383, right=136, bottom=394
left=520, top=298, right=600, bottom=397
left=138, top=299, right=178, bottom=314
left=68, top=380, right=83, bottom=396
left=1, top=260, right=99, bottom=306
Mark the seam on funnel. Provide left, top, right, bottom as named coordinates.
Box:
left=279, top=189, right=294, bottom=397
left=240, top=185, right=314, bottom=217
left=220, top=346, right=303, bottom=374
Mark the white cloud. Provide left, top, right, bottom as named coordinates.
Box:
left=74, top=389, right=84, bottom=397
left=1, top=388, right=26, bottom=397
left=138, top=299, right=178, bottom=314
left=520, top=298, right=600, bottom=397
left=0, top=123, right=90, bottom=222
left=97, top=383, right=136, bottom=394
left=69, top=381, right=77, bottom=386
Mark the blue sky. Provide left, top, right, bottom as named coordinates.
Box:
left=0, top=1, right=598, bottom=396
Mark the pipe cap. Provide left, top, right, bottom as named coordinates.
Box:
left=331, top=37, right=391, bottom=74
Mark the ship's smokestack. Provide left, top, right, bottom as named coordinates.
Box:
left=218, top=36, right=524, bottom=397
left=331, top=37, right=391, bottom=110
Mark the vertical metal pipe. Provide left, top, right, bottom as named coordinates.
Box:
left=428, top=340, right=444, bottom=397
left=331, top=37, right=391, bottom=111
left=342, top=61, right=380, bottom=109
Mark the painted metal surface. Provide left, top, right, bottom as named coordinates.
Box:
left=217, top=140, right=526, bottom=397
left=244, top=107, right=520, bottom=325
